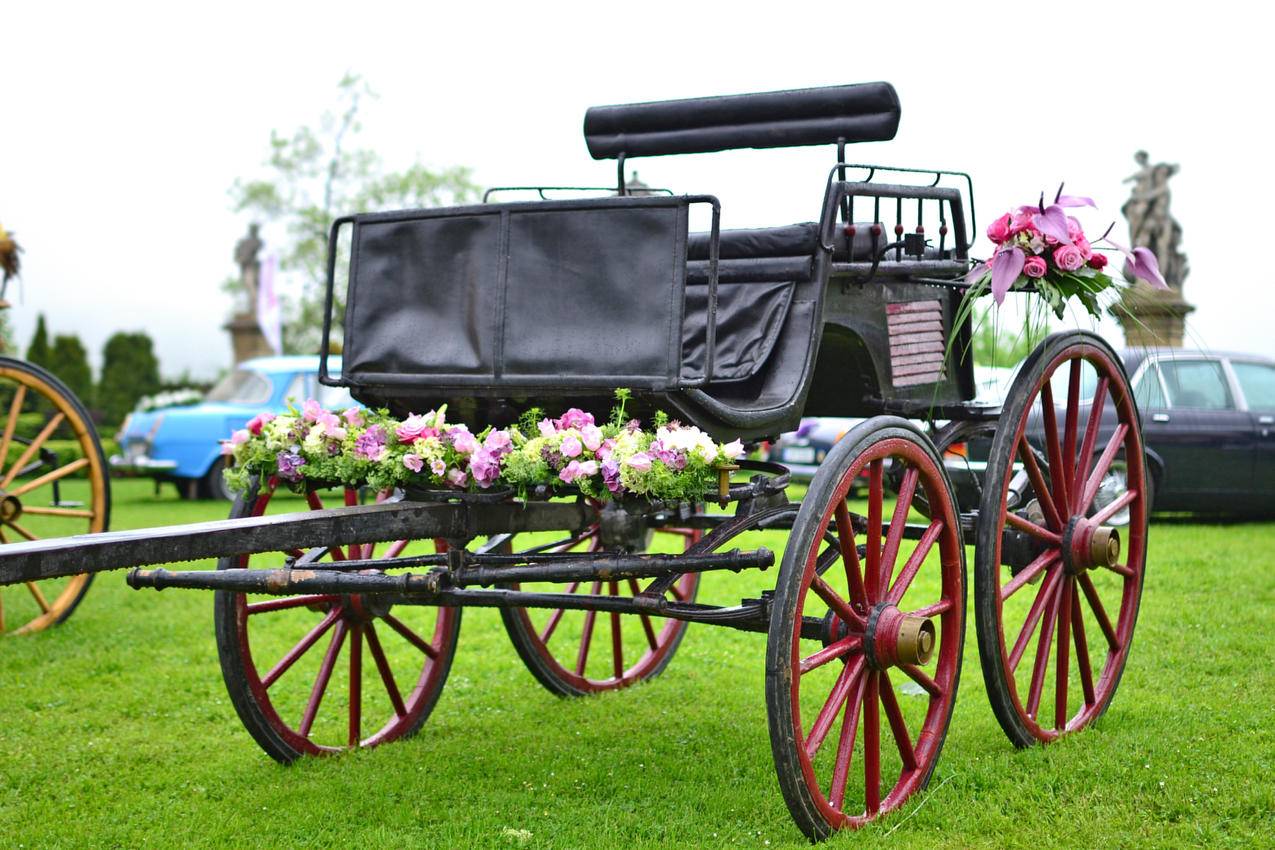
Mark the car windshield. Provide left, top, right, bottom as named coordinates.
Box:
left=204, top=369, right=272, bottom=405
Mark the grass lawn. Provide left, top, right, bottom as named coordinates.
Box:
left=2, top=478, right=1273, bottom=848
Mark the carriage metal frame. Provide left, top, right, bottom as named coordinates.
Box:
left=0, top=82, right=1149, bottom=842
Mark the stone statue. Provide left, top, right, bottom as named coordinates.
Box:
left=233, top=223, right=263, bottom=312
left=1122, top=151, right=1188, bottom=292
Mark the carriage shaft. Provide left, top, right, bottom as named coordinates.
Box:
left=0, top=500, right=594, bottom=585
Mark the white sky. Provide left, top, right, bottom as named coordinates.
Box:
left=3, top=1, right=1272, bottom=379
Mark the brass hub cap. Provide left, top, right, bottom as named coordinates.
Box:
left=864, top=603, right=936, bottom=670
left=0, top=492, right=21, bottom=523
left=1062, top=516, right=1121, bottom=574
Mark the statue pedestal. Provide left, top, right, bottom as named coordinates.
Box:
left=224, top=313, right=274, bottom=364
left=1109, top=283, right=1195, bottom=348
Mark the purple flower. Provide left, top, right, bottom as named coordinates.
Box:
left=403, top=453, right=424, bottom=473
left=624, top=452, right=653, bottom=473
left=354, top=425, right=387, bottom=461
left=556, top=408, right=595, bottom=430
left=560, top=434, right=583, bottom=458
left=396, top=414, right=436, bottom=444
left=966, top=246, right=1027, bottom=306
left=483, top=430, right=513, bottom=457
left=651, top=441, right=685, bottom=470
left=601, top=459, right=623, bottom=494
left=470, top=449, right=501, bottom=488
left=277, top=450, right=305, bottom=482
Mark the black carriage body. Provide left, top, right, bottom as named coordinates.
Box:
left=325, top=81, right=979, bottom=440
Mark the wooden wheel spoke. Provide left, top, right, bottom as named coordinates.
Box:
left=1018, top=438, right=1062, bottom=531
left=800, top=635, right=863, bottom=675
left=804, top=656, right=864, bottom=759
left=1054, top=579, right=1073, bottom=730
left=575, top=581, right=602, bottom=676
left=20, top=505, right=94, bottom=519
left=906, top=599, right=952, bottom=619
left=1078, top=424, right=1129, bottom=515
left=1071, top=590, right=1097, bottom=707
left=365, top=621, right=408, bottom=717
left=0, top=412, right=65, bottom=490
left=1077, top=572, right=1120, bottom=651
left=298, top=620, right=348, bottom=736
left=1071, top=377, right=1109, bottom=511
left=865, top=461, right=884, bottom=602
left=608, top=580, right=624, bottom=680
left=828, top=667, right=868, bottom=811
left=348, top=623, right=363, bottom=747
left=1004, top=511, right=1061, bottom=546
left=887, top=521, right=944, bottom=605
left=5, top=520, right=39, bottom=542
left=247, top=594, right=337, bottom=615
left=833, top=502, right=869, bottom=609
left=879, top=670, right=917, bottom=771
left=261, top=607, right=342, bottom=688
left=383, top=613, right=439, bottom=659
left=1001, top=551, right=1059, bottom=601
left=9, top=457, right=89, bottom=499
left=864, top=671, right=881, bottom=815
left=25, top=581, right=51, bottom=614
left=1008, top=569, right=1061, bottom=672
left=1091, top=489, right=1137, bottom=526
left=810, top=576, right=864, bottom=629
left=1062, top=359, right=1082, bottom=495
left=0, top=384, right=27, bottom=480
left=1039, top=382, right=1070, bottom=514
left=1025, top=583, right=1062, bottom=720
left=899, top=663, right=942, bottom=699
left=879, top=467, right=918, bottom=591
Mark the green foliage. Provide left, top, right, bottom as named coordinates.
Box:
left=46, top=333, right=93, bottom=406
left=971, top=304, right=1051, bottom=369
left=230, top=73, right=479, bottom=353
left=25, top=313, right=50, bottom=369
left=97, top=331, right=161, bottom=427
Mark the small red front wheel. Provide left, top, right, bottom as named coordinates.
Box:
left=214, top=480, right=461, bottom=762
left=767, top=417, right=965, bottom=840
left=974, top=331, right=1148, bottom=747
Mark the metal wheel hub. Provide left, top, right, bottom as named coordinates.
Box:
left=1061, top=515, right=1120, bottom=575
left=343, top=586, right=393, bottom=621
left=0, top=491, right=21, bottom=523
left=863, top=602, right=935, bottom=670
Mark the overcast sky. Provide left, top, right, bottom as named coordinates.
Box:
left=3, top=1, right=1271, bottom=379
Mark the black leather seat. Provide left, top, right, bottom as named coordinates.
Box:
left=687, top=222, right=819, bottom=261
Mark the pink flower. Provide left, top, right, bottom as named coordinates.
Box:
left=1008, top=209, right=1038, bottom=236
left=722, top=439, right=745, bottom=460
left=624, top=452, right=652, bottom=472
left=396, top=414, right=435, bottom=443
left=430, top=458, right=447, bottom=477
left=353, top=425, right=387, bottom=461
left=1066, top=216, right=1084, bottom=241
left=580, top=425, right=603, bottom=452
left=448, top=427, right=479, bottom=455
left=596, top=438, right=616, bottom=460
left=556, top=408, right=595, bottom=430
left=447, top=468, right=469, bottom=488
left=537, top=418, right=557, bottom=438
left=986, top=213, right=1012, bottom=244
left=470, top=449, right=502, bottom=487
left=314, top=410, right=345, bottom=439
left=1075, top=237, right=1093, bottom=261
left=231, top=429, right=250, bottom=446
left=558, top=459, right=598, bottom=484
left=483, top=430, right=513, bottom=456
left=1052, top=244, right=1085, bottom=272
left=560, top=434, right=582, bottom=458
left=1023, top=256, right=1048, bottom=279
left=403, top=453, right=424, bottom=473
left=1088, top=252, right=1109, bottom=270
left=246, top=412, right=275, bottom=436
left=342, top=408, right=364, bottom=428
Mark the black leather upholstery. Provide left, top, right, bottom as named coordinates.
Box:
left=584, top=83, right=900, bottom=160
left=687, top=223, right=818, bottom=260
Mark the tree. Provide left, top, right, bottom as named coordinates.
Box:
left=26, top=313, right=51, bottom=369
left=231, top=73, right=479, bottom=353
left=98, top=331, right=161, bottom=426
left=46, top=333, right=93, bottom=405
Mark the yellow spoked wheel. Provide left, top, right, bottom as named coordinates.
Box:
left=0, top=356, right=109, bottom=636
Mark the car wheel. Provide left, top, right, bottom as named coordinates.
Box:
left=1090, top=459, right=1155, bottom=526
left=201, top=458, right=235, bottom=501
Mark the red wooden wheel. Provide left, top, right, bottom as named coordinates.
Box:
left=974, top=331, right=1148, bottom=747
left=767, top=418, right=965, bottom=840
left=499, top=520, right=701, bottom=696
left=213, top=480, right=460, bottom=762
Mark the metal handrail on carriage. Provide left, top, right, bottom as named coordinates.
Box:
left=0, top=81, right=1148, bottom=842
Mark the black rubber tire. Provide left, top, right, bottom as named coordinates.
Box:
left=766, top=416, right=966, bottom=841
left=973, top=331, right=1148, bottom=748
left=201, top=457, right=235, bottom=501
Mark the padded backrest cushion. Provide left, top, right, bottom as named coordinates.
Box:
left=584, top=82, right=900, bottom=160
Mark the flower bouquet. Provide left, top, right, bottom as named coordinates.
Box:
left=221, top=391, right=746, bottom=504
left=964, top=186, right=1167, bottom=319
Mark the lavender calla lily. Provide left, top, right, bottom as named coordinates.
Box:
left=990, top=247, right=1025, bottom=304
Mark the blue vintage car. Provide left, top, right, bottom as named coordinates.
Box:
left=111, top=355, right=353, bottom=499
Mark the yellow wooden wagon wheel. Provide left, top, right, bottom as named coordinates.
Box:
left=0, top=356, right=109, bottom=635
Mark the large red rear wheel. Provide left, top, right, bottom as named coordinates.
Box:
left=767, top=418, right=965, bottom=840
left=974, top=331, right=1148, bottom=746
left=214, top=480, right=460, bottom=762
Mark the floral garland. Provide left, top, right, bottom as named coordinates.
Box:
left=221, top=392, right=745, bottom=503
left=964, top=186, right=1167, bottom=319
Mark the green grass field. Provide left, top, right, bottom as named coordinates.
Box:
left=2, top=479, right=1272, bottom=848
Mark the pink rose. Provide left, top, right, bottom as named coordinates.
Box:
left=1066, top=216, right=1084, bottom=241
left=986, top=213, right=1012, bottom=244
left=448, top=427, right=479, bottom=455
left=247, top=412, right=275, bottom=436
left=556, top=408, right=595, bottom=430
left=1075, top=237, right=1093, bottom=261
left=1023, top=256, right=1048, bottom=279
left=560, top=434, right=582, bottom=458
left=624, top=452, right=652, bottom=472
left=403, top=453, right=424, bottom=473
left=1009, top=209, right=1038, bottom=236
left=1052, top=244, right=1085, bottom=272
left=396, top=414, right=434, bottom=443
left=1088, top=252, right=1109, bottom=270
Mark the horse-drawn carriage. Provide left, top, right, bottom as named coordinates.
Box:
left=0, top=82, right=1147, bottom=841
